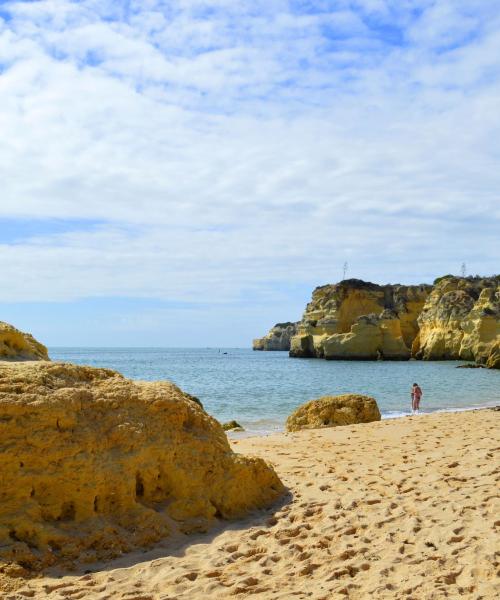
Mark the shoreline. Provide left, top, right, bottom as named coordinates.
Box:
left=228, top=402, right=500, bottom=438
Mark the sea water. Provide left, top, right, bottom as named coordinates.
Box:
left=50, top=348, right=499, bottom=435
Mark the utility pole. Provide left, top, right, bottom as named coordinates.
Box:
left=343, top=261, right=348, bottom=280
left=461, top=262, right=466, bottom=278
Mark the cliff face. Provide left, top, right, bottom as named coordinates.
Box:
left=0, top=321, right=49, bottom=361
left=413, top=276, right=500, bottom=365
left=278, top=276, right=500, bottom=366
left=0, top=362, right=284, bottom=569
left=253, top=322, right=299, bottom=351
left=289, top=280, right=431, bottom=360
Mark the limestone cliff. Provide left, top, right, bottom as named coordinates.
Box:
left=289, top=280, right=431, bottom=360
left=0, top=321, right=49, bottom=361
left=0, top=362, right=284, bottom=569
left=413, top=275, right=500, bottom=366
left=253, top=322, right=299, bottom=351
left=267, top=276, right=500, bottom=366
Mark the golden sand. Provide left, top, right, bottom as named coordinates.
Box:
left=4, top=409, right=499, bottom=599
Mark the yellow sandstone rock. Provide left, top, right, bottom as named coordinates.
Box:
left=0, top=321, right=49, bottom=361
left=286, top=394, right=381, bottom=432
left=289, top=280, right=430, bottom=359
left=253, top=322, right=299, bottom=351
left=485, top=343, right=500, bottom=369
left=268, top=276, right=499, bottom=366
left=0, top=362, right=284, bottom=569
left=414, top=276, right=500, bottom=366
left=322, top=310, right=411, bottom=360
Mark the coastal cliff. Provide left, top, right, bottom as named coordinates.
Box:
left=289, top=279, right=431, bottom=360
left=253, top=322, right=299, bottom=351
left=0, top=321, right=49, bottom=361
left=413, top=275, right=500, bottom=366
left=256, top=276, right=500, bottom=366
left=0, top=361, right=284, bottom=569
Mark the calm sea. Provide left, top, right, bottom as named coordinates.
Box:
left=50, top=348, right=499, bottom=435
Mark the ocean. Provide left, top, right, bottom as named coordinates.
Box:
left=49, top=348, right=499, bottom=435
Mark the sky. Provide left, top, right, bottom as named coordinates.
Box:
left=1, top=0, right=499, bottom=347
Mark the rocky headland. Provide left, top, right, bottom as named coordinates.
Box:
left=0, top=360, right=284, bottom=571
left=255, top=276, right=499, bottom=367
left=253, top=322, right=299, bottom=351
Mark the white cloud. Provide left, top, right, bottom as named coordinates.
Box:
left=0, top=0, right=499, bottom=308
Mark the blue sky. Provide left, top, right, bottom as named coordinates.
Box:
left=0, top=0, right=499, bottom=346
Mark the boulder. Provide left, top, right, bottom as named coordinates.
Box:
left=222, top=420, right=244, bottom=431
left=0, top=321, right=49, bottom=361
left=286, top=394, right=381, bottom=432
left=0, top=362, right=284, bottom=569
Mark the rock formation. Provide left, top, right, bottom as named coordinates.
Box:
left=256, top=276, right=499, bottom=366
left=253, top=322, right=299, bottom=351
left=0, top=321, right=49, bottom=361
left=289, top=280, right=431, bottom=360
left=222, top=420, right=244, bottom=431
left=286, top=394, right=381, bottom=432
left=0, top=362, right=284, bottom=569
left=413, top=276, right=500, bottom=367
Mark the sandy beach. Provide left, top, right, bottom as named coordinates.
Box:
left=3, top=408, right=499, bottom=600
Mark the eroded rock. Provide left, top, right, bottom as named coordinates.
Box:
left=414, top=276, right=500, bottom=365
left=0, top=362, right=284, bottom=569
left=289, top=280, right=430, bottom=359
left=261, top=276, right=499, bottom=365
left=253, top=322, right=299, bottom=351
left=286, top=394, right=381, bottom=432
left=0, top=321, right=49, bottom=361
left=222, top=420, right=244, bottom=431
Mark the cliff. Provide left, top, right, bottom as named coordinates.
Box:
left=260, top=276, right=499, bottom=366
left=0, top=321, right=49, bottom=361
left=413, top=275, right=500, bottom=366
left=289, top=280, right=431, bottom=360
left=253, top=322, right=299, bottom=351
left=0, top=362, right=284, bottom=570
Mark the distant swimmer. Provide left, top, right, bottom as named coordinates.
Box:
left=411, top=382, right=423, bottom=414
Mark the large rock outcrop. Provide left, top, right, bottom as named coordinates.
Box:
left=413, top=276, right=500, bottom=366
left=0, top=362, right=284, bottom=569
left=0, top=321, right=49, bottom=361
left=253, top=322, right=299, bottom=351
left=286, top=394, right=381, bottom=432
left=289, top=280, right=431, bottom=360
left=258, top=276, right=499, bottom=366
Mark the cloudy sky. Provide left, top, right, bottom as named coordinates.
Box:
left=1, top=0, right=499, bottom=346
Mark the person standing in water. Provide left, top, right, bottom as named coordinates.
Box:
left=411, top=383, right=423, bottom=414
